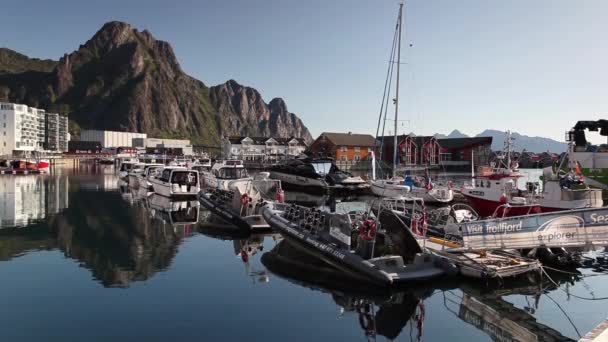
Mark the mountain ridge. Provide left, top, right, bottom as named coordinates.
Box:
left=433, top=129, right=566, bottom=152
left=0, top=21, right=313, bottom=145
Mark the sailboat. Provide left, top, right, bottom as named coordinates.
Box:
left=369, top=4, right=453, bottom=204
left=370, top=2, right=410, bottom=199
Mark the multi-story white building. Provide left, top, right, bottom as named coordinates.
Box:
left=222, top=136, right=308, bottom=162
left=45, top=113, right=69, bottom=152
left=0, top=102, right=69, bottom=156
left=81, top=129, right=147, bottom=148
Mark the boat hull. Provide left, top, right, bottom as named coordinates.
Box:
left=370, top=181, right=410, bottom=198
left=262, top=206, right=447, bottom=286
left=462, top=193, right=562, bottom=217
left=150, top=180, right=199, bottom=198
left=199, top=192, right=270, bottom=232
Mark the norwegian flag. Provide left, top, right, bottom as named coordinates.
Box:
left=425, top=169, right=433, bottom=191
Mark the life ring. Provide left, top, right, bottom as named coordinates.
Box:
left=241, top=194, right=249, bottom=206
left=359, top=219, right=376, bottom=241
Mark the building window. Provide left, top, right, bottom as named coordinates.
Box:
left=354, top=155, right=361, bottom=161
left=354, top=146, right=360, bottom=152
left=340, top=155, right=347, bottom=161
left=340, top=146, right=347, bottom=152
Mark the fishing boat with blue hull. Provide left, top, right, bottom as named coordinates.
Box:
left=261, top=202, right=455, bottom=286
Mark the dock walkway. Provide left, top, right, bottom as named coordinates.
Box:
left=580, top=318, right=608, bottom=342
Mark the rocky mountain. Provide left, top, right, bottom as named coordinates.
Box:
left=0, top=48, right=57, bottom=73
left=434, top=129, right=468, bottom=139
left=0, top=22, right=312, bottom=145
left=433, top=129, right=567, bottom=152
left=476, top=129, right=567, bottom=153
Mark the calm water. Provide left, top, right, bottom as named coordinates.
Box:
left=1, top=164, right=607, bottom=341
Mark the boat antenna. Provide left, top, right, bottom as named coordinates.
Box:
left=506, top=130, right=512, bottom=170
left=393, top=2, right=404, bottom=178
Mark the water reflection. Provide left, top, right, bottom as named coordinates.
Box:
left=0, top=173, right=193, bottom=287
left=263, top=239, right=581, bottom=341
left=0, top=175, right=69, bottom=228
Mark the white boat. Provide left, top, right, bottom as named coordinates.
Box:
left=201, top=159, right=251, bottom=190
left=127, top=163, right=146, bottom=187
left=149, top=166, right=200, bottom=198
left=199, top=172, right=284, bottom=232
left=136, top=163, right=165, bottom=190
left=370, top=177, right=411, bottom=198
left=118, top=160, right=139, bottom=179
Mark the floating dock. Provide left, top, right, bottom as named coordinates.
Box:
left=580, top=318, right=608, bottom=342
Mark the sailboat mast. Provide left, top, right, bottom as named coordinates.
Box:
left=392, top=2, right=403, bottom=178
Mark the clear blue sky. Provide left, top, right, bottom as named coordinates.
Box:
left=1, top=0, right=607, bottom=142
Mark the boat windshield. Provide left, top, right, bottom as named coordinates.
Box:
left=171, top=171, right=198, bottom=185
left=120, top=163, right=133, bottom=172
left=217, top=167, right=248, bottom=179
left=310, top=162, right=332, bottom=176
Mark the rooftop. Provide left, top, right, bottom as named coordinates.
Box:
left=317, top=132, right=376, bottom=147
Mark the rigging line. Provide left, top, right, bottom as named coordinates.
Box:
left=374, top=12, right=400, bottom=149
left=379, top=49, right=396, bottom=164
left=376, top=17, right=400, bottom=179
left=544, top=292, right=583, bottom=339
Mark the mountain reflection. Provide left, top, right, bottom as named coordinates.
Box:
left=262, top=240, right=577, bottom=342
left=0, top=173, right=193, bottom=288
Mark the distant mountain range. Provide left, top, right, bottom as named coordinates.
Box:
left=434, top=129, right=567, bottom=153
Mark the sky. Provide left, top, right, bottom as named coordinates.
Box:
left=1, top=0, right=607, bottom=143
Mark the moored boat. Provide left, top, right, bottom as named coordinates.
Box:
left=118, top=160, right=139, bottom=179
left=461, top=131, right=602, bottom=217
left=199, top=172, right=284, bottom=232
left=149, top=166, right=199, bottom=198
left=201, top=159, right=251, bottom=190
left=136, top=163, right=165, bottom=190
left=261, top=200, right=455, bottom=286
left=268, top=157, right=369, bottom=193
left=127, top=163, right=145, bottom=187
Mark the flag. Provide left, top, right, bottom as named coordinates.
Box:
left=425, top=170, right=433, bottom=191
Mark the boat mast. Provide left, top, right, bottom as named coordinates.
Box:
left=392, top=2, right=403, bottom=178
left=506, top=130, right=512, bottom=170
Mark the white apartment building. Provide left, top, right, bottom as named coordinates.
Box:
left=223, top=136, right=308, bottom=162
left=0, top=102, right=69, bottom=156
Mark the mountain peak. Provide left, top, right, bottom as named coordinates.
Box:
left=0, top=21, right=312, bottom=146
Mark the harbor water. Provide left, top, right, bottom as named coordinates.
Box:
left=1, top=164, right=607, bottom=341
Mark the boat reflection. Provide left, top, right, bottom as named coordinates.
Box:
left=197, top=220, right=281, bottom=284
left=262, top=239, right=580, bottom=341
left=446, top=284, right=576, bottom=342
left=0, top=175, right=69, bottom=228
left=147, top=194, right=200, bottom=227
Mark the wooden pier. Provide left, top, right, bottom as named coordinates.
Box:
left=580, top=318, right=608, bottom=342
